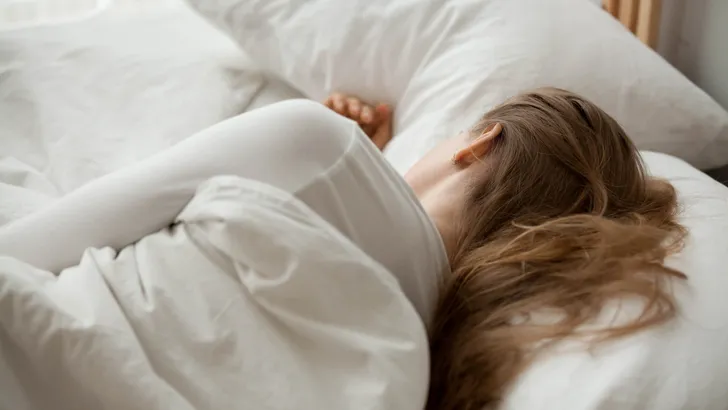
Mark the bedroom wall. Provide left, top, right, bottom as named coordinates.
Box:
left=587, top=0, right=728, bottom=181
left=659, top=0, right=728, bottom=110
left=657, top=0, right=728, bottom=182
left=587, top=0, right=727, bottom=110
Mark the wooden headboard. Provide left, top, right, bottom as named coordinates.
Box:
left=602, top=0, right=662, bottom=49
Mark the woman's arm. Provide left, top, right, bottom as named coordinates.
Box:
left=0, top=100, right=356, bottom=272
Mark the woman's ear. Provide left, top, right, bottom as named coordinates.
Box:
left=452, top=123, right=503, bottom=165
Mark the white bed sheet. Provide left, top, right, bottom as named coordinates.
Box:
left=0, top=0, right=289, bottom=225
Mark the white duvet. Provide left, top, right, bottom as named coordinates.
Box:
left=2, top=4, right=421, bottom=409
left=0, top=1, right=268, bottom=224
left=0, top=176, right=429, bottom=410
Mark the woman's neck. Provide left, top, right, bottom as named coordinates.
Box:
left=416, top=172, right=470, bottom=265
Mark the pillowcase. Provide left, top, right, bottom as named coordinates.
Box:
left=187, top=0, right=728, bottom=173
left=500, top=151, right=728, bottom=410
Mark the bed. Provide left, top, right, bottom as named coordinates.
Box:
left=2, top=1, right=728, bottom=409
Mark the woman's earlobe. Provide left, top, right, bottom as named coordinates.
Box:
left=451, top=150, right=468, bottom=166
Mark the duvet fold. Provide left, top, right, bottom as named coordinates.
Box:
left=0, top=176, right=429, bottom=410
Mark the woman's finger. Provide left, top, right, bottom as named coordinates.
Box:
left=370, top=104, right=393, bottom=150
left=331, top=93, right=347, bottom=114
left=323, top=96, right=334, bottom=109
left=347, top=97, right=362, bottom=118
left=371, top=125, right=392, bottom=150
left=375, top=103, right=391, bottom=124
left=360, top=123, right=376, bottom=138
left=360, top=105, right=375, bottom=124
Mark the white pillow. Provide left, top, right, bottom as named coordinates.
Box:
left=499, top=151, right=728, bottom=410
left=187, top=0, right=728, bottom=173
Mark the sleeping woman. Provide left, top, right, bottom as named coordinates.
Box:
left=0, top=88, right=685, bottom=409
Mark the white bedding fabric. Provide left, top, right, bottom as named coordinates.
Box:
left=3, top=2, right=728, bottom=410
left=189, top=0, right=728, bottom=173
left=502, top=152, right=728, bottom=410
left=0, top=99, right=448, bottom=325
left=0, top=176, right=429, bottom=410
left=0, top=1, right=268, bottom=224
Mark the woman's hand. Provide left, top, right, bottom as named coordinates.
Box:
left=323, top=93, right=393, bottom=150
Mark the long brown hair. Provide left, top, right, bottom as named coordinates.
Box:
left=427, top=88, right=686, bottom=409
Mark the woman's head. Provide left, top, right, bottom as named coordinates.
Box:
left=406, top=88, right=674, bottom=249
left=410, top=88, right=685, bottom=409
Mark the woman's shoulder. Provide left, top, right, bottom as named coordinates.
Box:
left=295, top=129, right=448, bottom=324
